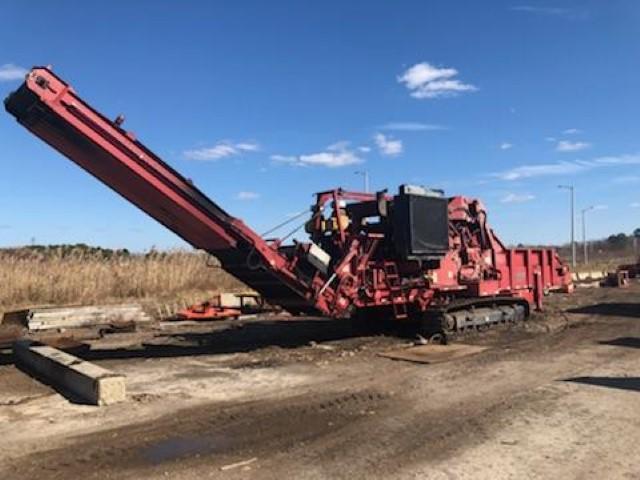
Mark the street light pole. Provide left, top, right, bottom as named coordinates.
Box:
left=354, top=170, right=369, bottom=193
left=558, top=185, right=576, bottom=268
left=581, top=205, right=594, bottom=265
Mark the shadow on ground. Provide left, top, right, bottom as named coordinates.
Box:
left=0, top=317, right=378, bottom=367
left=599, top=337, right=640, bottom=349
left=567, top=303, right=640, bottom=318
left=0, top=317, right=379, bottom=403
left=564, top=376, right=640, bottom=393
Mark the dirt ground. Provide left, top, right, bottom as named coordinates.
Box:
left=0, top=284, right=639, bottom=479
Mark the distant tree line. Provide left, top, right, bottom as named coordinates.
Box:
left=0, top=243, right=131, bottom=259
left=591, top=230, right=640, bottom=252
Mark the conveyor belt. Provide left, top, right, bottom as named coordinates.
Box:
left=5, top=67, right=319, bottom=313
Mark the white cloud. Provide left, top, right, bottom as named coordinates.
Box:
left=563, top=128, right=582, bottom=135
left=495, top=162, right=583, bottom=180
left=510, top=6, right=588, bottom=20
left=184, top=141, right=260, bottom=161
left=374, top=133, right=403, bottom=156
left=612, top=175, right=640, bottom=184
left=556, top=140, right=591, bottom=152
left=379, top=122, right=446, bottom=132
left=236, top=191, right=260, bottom=200
left=270, top=154, right=297, bottom=163
left=493, top=153, right=640, bottom=181
left=590, top=155, right=640, bottom=166
left=326, top=140, right=350, bottom=152
left=271, top=143, right=363, bottom=168
left=299, top=151, right=362, bottom=167
left=358, top=146, right=371, bottom=153
left=501, top=193, right=535, bottom=203
left=0, top=63, right=27, bottom=81
left=500, top=142, right=513, bottom=150
left=397, top=62, right=477, bottom=99
left=234, top=142, right=260, bottom=152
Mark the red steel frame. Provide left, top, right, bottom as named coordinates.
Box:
left=5, top=67, right=336, bottom=313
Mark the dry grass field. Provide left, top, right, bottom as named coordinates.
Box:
left=0, top=246, right=244, bottom=316
left=556, top=234, right=638, bottom=272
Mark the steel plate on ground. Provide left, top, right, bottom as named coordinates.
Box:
left=378, top=343, right=488, bottom=364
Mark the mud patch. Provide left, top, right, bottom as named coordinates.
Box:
left=379, top=343, right=488, bottom=364
left=1, top=388, right=393, bottom=479
left=172, top=368, right=237, bottom=380
left=142, top=433, right=229, bottom=464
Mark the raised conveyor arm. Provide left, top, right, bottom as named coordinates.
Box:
left=5, top=67, right=325, bottom=313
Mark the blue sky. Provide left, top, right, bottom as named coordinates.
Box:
left=1, top=1, right=639, bottom=251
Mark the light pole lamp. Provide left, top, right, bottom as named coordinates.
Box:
left=581, top=205, right=594, bottom=265
left=558, top=185, right=576, bottom=268
left=354, top=170, right=369, bottom=193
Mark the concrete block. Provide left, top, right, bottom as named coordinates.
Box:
left=13, top=340, right=125, bottom=405
left=575, top=271, right=605, bottom=281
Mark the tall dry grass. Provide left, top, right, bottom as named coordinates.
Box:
left=0, top=248, right=245, bottom=315
left=557, top=243, right=638, bottom=273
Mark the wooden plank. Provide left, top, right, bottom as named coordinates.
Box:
left=24, top=304, right=151, bottom=331
left=28, top=306, right=145, bottom=319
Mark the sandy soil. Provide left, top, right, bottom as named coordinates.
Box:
left=0, top=284, right=639, bottom=479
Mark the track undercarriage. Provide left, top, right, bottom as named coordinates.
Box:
left=426, top=299, right=529, bottom=343
left=351, top=295, right=531, bottom=344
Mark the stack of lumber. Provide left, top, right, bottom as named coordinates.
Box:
left=21, top=304, right=151, bottom=332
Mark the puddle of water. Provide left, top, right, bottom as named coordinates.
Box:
left=142, top=432, right=229, bottom=464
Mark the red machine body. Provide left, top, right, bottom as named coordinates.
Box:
left=5, top=68, right=573, bottom=335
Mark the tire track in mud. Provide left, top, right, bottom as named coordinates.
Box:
left=1, top=389, right=395, bottom=480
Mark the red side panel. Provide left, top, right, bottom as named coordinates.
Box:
left=499, top=248, right=572, bottom=296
